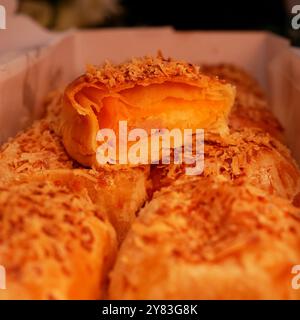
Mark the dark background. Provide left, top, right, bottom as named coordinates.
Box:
left=121, top=0, right=299, bottom=45
left=122, top=0, right=286, bottom=32
left=18, top=0, right=300, bottom=45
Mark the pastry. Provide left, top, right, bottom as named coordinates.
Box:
left=109, top=179, right=300, bottom=300
left=27, top=168, right=150, bottom=243
left=60, top=55, right=235, bottom=167
left=0, top=179, right=117, bottom=300
left=202, top=64, right=284, bottom=141
left=150, top=129, right=300, bottom=204
left=0, top=119, right=74, bottom=186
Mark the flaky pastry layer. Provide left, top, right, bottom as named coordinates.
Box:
left=109, top=179, right=300, bottom=300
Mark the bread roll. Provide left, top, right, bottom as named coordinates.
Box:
left=109, top=179, right=300, bottom=300
left=202, top=64, right=284, bottom=141
left=0, top=179, right=117, bottom=300
left=60, top=55, right=235, bottom=167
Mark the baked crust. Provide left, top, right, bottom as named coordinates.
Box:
left=85, top=54, right=204, bottom=88
left=0, top=180, right=117, bottom=300
left=150, top=129, right=300, bottom=203
left=0, top=119, right=74, bottom=186
left=28, top=167, right=150, bottom=243
left=109, top=179, right=300, bottom=300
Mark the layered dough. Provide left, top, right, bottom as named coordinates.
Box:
left=150, top=129, right=300, bottom=203
left=61, top=56, right=235, bottom=167
left=0, top=179, right=117, bottom=300
left=109, top=179, right=300, bottom=300
left=0, top=119, right=74, bottom=185
left=28, top=168, right=150, bottom=243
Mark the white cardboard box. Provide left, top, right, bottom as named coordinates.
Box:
left=0, top=10, right=299, bottom=162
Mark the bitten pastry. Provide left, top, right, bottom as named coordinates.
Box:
left=109, top=179, right=300, bottom=300
left=202, top=64, right=284, bottom=141
left=60, top=55, right=235, bottom=167
left=0, top=180, right=117, bottom=300
left=150, top=129, right=300, bottom=204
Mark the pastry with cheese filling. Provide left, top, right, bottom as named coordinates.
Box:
left=0, top=179, right=117, bottom=300
left=61, top=55, right=235, bottom=167
left=109, top=179, right=300, bottom=300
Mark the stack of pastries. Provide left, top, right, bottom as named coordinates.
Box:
left=0, top=54, right=300, bottom=300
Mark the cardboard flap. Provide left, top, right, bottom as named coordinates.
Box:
left=269, top=48, right=300, bottom=161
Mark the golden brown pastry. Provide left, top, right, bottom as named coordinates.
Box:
left=29, top=167, right=150, bottom=243
left=0, top=179, right=117, bottom=300
left=109, top=179, right=300, bottom=300
left=72, top=168, right=150, bottom=243
left=150, top=129, right=300, bottom=203
left=61, top=55, right=235, bottom=167
left=202, top=64, right=284, bottom=141
left=0, top=119, right=74, bottom=186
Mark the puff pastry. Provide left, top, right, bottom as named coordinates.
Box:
left=0, top=179, right=117, bottom=300
left=28, top=168, right=150, bottom=243
left=0, top=119, right=74, bottom=186
left=61, top=55, right=235, bottom=167
left=150, top=129, right=300, bottom=203
left=109, top=179, right=300, bottom=300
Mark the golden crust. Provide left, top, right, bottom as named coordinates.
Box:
left=29, top=167, right=151, bottom=244
left=109, top=179, right=300, bottom=299
left=85, top=54, right=205, bottom=89
left=150, top=129, right=300, bottom=203
left=0, top=119, right=74, bottom=185
left=0, top=180, right=117, bottom=300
